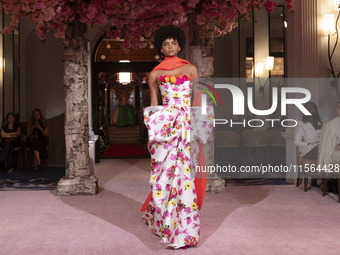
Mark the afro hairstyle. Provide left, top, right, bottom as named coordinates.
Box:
left=154, top=25, right=186, bottom=57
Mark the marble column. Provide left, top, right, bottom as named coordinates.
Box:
left=284, top=0, right=319, bottom=184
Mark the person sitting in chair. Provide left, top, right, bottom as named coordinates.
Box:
left=318, top=101, right=340, bottom=189
left=295, top=102, right=323, bottom=188
left=0, top=113, right=21, bottom=172
left=295, top=102, right=323, bottom=159
left=25, top=109, right=49, bottom=172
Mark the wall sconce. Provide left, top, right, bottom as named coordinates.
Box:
left=255, top=62, right=264, bottom=77
left=324, top=14, right=335, bottom=35
left=335, top=0, right=340, bottom=11
left=266, top=56, right=274, bottom=73
left=256, top=57, right=274, bottom=100
left=324, top=0, right=340, bottom=99
left=118, top=72, right=131, bottom=85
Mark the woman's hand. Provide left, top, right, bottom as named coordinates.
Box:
left=147, top=139, right=151, bottom=153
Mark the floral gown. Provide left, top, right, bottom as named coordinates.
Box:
left=142, top=75, right=214, bottom=249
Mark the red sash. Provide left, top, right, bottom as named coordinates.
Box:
left=141, top=59, right=207, bottom=212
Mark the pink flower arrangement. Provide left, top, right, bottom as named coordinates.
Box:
left=0, top=0, right=294, bottom=52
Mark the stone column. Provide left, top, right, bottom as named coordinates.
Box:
left=189, top=13, right=225, bottom=193
left=56, top=22, right=98, bottom=195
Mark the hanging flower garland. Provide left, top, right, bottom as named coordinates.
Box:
left=0, top=0, right=294, bottom=52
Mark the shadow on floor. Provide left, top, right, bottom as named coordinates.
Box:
left=0, top=166, right=65, bottom=191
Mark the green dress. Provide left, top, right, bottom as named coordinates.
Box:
left=115, top=103, right=137, bottom=126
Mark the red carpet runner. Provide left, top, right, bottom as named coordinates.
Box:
left=101, top=143, right=150, bottom=158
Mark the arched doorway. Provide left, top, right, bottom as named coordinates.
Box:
left=91, top=36, right=160, bottom=162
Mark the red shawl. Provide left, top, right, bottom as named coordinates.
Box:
left=141, top=56, right=208, bottom=212
left=152, top=56, right=190, bottom=70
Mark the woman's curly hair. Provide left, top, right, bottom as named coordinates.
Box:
left=154, top=25, right=185, bottom=57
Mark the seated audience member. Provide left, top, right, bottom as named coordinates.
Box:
left=25, top=109, right=49, bottom=171
left=295, top=102, right=323, bottom=187
left=0, top=113, right=21, bottom=172
left=318, top=101, right=340, bottom=175
left=295, top=102, right=323, bottom=159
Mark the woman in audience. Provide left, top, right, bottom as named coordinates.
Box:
left=295, top=102, right=323, bottom=158
left=26, top=108, right=49, bottom=171
left=0, top=113, right=21, bottom=172
left=318, top=101, right=340, bottom=183
left=294, top=102, right=323, bottom=187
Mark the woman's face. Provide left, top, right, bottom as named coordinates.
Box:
left=305, top=103, right=316, bottom=115
left=161, top=38, right=181, bottom=57
left=337, top=103, right=340, bottom=117
left=34, top=111, right=41, bottom=121
left=7, top=115, right=14, bottom=123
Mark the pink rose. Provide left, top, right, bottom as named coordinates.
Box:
left=159, top=76, right=165, bottom=82
left=164, top=228, right=172, bottom=236
left=152, top=161, right=159, bottom=169
left=173, top=20, right=179, bottom=25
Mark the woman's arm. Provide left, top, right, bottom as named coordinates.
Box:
left=148, top=71, right=159, bottom=106
left=39, top=126, right=49, bottom=137
left=28, top=123, right=34, bottom=135
left=0, top=128, right=12, bottom=138
left=146, top=71, right=159, bottom=152
left=294, top=122, right=309, bottom=148
left=8, top=126, right=21, bottom=137
left=8, top=125, right=21, bottom=137
left=190, top=65, right=201, bottom=106
left=24, top=124, right=32, bottom=141
left=190, top=64, right=199, bottom=79
left=0, top=125, right=20, bottom=138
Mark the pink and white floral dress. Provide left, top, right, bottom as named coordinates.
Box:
left=142, top=75, right=214, bottom=249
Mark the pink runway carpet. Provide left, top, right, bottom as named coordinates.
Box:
left=101, top=143, right=150, bottom=158
left=1, top=158, right=340, bottom=255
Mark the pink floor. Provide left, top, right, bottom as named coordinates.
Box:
left=1, top=158, right=340, bottom=255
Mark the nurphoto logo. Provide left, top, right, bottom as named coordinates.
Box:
left=199, top=81, right=312, bottom=128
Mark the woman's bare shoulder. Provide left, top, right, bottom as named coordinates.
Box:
left=182, top=63, right=196, bottom=71
left=186, top=64, right=198, bottom=77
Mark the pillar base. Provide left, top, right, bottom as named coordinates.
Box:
left=206, top=178, right=225, bottom=194
left=56, top=175, right=98, bottom=196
